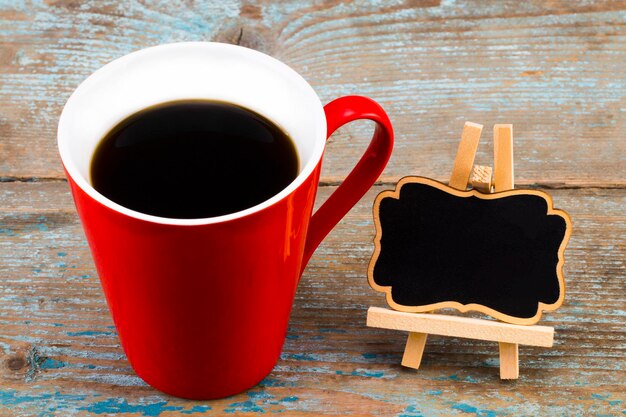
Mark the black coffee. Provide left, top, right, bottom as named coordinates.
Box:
left=90, top=101, right=299, bottom=219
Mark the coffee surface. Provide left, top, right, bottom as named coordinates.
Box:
left=91, top=100, right=299, bottom=219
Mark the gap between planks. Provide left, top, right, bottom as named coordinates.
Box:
left=0, top=177, right=624, bottom=190
left=317, top=179, right=626, bottom=190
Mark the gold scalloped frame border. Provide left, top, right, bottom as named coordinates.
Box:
left=367, top=176, right=572, bottom=326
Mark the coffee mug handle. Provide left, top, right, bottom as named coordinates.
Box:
left=301, top=95, right=394, bottom=274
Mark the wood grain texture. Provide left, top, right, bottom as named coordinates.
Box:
left=470, top=164, right=492, bottom=192
left=401, top=332, right=428, bottom=369
left=498, top=342, right=520, bottom=380
left=366, top=307, right=555, bottom=347
left=493, top=124, right=514, bottom=192
left=0, top=1, right=625, bottom=185
left=0, top=182, right=624, bottom=416
left=448, top=122, right=482, bottom=190
left=1, top=0, right=624, bottom=415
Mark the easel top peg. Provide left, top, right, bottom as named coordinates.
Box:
left=449, top=122, right=483, bottom=191
left=470, top=165, right=493, bottom=193
left=493, top=124, right=514, bottom=192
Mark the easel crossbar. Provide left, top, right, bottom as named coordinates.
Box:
left=367, top=307, right=553, bottom=347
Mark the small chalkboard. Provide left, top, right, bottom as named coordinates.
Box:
left=368, top=176, right=572, bottom=325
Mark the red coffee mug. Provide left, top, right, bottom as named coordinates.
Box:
left=58, top=42, right=393, bottom=399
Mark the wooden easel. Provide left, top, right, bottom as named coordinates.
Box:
left=366, top=123, right=555, bottom=379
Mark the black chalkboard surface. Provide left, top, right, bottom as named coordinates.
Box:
left=368, top=177, right=572, bottom=325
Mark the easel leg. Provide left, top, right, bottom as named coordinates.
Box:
left=401, top=332, right=427, bottom=369
left=498, top=342, right=519, bottom=379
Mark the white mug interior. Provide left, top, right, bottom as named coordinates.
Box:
left=58, top=42, right=327, bottom=226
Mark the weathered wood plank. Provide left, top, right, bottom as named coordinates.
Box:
left=1, top=1, right=625, bottom=185
left=1, top=1, right=624, bottom=415
left=0, top=182, right=623, bottom=416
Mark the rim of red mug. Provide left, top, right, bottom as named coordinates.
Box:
left=58, top=41, right=327, bottom=226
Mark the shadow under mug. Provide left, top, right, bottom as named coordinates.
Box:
left=58, top=42, right=393, bottom=399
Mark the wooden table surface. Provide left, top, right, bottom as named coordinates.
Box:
left=1, top=1, right=624, bottom=416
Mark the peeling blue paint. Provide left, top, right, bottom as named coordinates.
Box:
left=483, top=358, right=499, bottom=367
left=57, top=252, right=67, bottom=257
left=0, top=390, right=50, bottom=405
left=56, top=262, right=67, bottom=268
left=319, top=328, right=347, bottom=333
left=78, top=398, right=183, bottom=416
left=397, top=404, right=424, bottom=417
left=435, top=374, right=479, bottom=383
left=259, top=377, right=294, bottom=387
left=451, top=403, right=498, bottom=417
left=282, top=353, right=317, bottom=361
left=592, top=393, right=623, bottom=407
left=247, top=391, right=273, bottom=401
left=280, top=396, right=298, bottom=402
left=355, top=369, right=385, bottom=378
left=180, top=405, right=211, bottom=414
left=40, top=358, right=65, bottom=369
left=221, top=390, right=295, bottom=413
left=336, top=369, right=385, bottom=378
left=362, top=353, right=377, bottom=359
left=427, top=389, right=442, bottom=395
left=0, top=389, right=86, bottom=407
left=66, top=330, right=113, bottom=337
left=224, top=400, right=266, bottom=414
